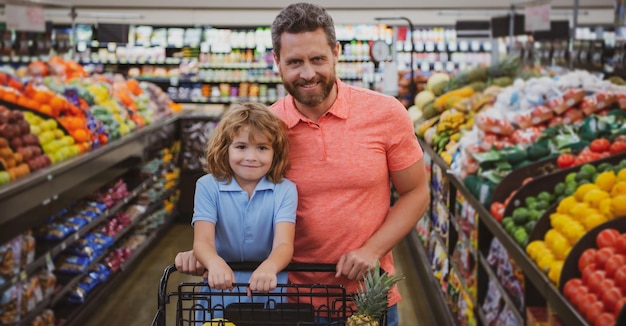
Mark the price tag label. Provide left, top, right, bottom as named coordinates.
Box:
left=45, top=254, right=55, bottom=272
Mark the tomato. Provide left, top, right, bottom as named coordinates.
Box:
left=583, top=264, right=599, bottom=284
left=580, top=248, right=598, bottom=271
left=609, top=141, right=626, bottom=155
left=602, top=287, right=624, bottom=313
left=578, top=292, right=599, bottom=316
left=591, top=138, right=611, bottom=153
left=594, top=312, right=616, bottom=326
left=597, top=229, right=621, bottom=248
left=557, top=153, right=576, bottom=168
left=490, top=202, right=505, bottom=222
left=614, top=297, right=626, bottom=315
left=614, top=266, right=626, bottom=290
left=564, top=278, right=584, bottom=300
left=595, top=247, right=616, bottom=269
left=586, top=301, right=605, bottom=325
left=588, top=271, right=607, bottom=295
left=616, top=234, right=626, bottom=255
left=605, top=254, right=626, bottom=278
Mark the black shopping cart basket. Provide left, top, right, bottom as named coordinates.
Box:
left=151, top=262, right=387, bottom=326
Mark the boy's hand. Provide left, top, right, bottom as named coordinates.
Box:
left=247, top=263, right=278, bottom=296
left=175, top=250, right=207, bottom=277
left=207, top=258, right=235, bottom=291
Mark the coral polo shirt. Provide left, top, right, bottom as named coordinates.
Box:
left=270, top=79, right=423, bottom=308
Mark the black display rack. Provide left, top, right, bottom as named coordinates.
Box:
left=414, top=138, right=588, bottom=326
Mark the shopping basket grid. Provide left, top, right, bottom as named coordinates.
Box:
left=153, top=263, right=390, bottom=326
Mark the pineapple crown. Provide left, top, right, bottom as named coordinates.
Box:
left=353, top=261, right=405, bottom=320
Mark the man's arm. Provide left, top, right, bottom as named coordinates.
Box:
left=335, top=158, right=429, bottom=279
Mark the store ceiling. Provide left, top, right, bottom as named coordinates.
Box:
left=0, top=0, right=616, bottom=26
left=8, top=0, right=616, bottom=9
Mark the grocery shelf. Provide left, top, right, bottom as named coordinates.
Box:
left=416, top=138, right=588, bottom=326
left=53, top=211, right=179, bottom=326
left=478, top=254, right=524, bottom=324
left=0, top=176, right=157, bottom=295
left=404, top=230, right=457, bottom=326
left=0, top=113, right=183, bottom=234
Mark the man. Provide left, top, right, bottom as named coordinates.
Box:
left=176, top=3, right=429, bottom=325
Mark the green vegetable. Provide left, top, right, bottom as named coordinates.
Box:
left=527, top=142, right=550, bottom=161
left=500, top=146, right=528, bottom=165
left=553, top=182, right=566, bottom=197
left=525, top=220, right=537, bottom=234
left=537, top=191, right=552, bottom=202
left=512, top=207, right=530, bottom=225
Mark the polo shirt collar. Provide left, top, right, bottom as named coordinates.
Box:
left=218, top=175, right=275, bottom=192
left=282, top=78, right=349, bottom=128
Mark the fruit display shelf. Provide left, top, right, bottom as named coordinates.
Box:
left=416, top=138, right=588, bottom=326
left=0, top=112, right=184, bottom=243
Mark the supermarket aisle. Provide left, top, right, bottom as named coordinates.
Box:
left=85, top=222, right=435, bottom=326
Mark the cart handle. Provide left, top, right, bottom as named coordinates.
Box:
left=155, top=262, right=338, bottom=325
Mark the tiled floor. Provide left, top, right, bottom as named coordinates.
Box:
left=85, top=222, right=436, bottom=325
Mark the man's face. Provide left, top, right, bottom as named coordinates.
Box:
left=274, top=28, right=339, bottom=108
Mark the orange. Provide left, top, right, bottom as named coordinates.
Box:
left=2, top=92, right=16, bottom=103
left=39, top=104, right=53, bottom=116
left=33, top=91, right=50, bottom=104
left=72, top=129, right=89, bottom=143
left=49, top=96, right=65, bottom=114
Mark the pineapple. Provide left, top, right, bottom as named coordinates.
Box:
left=346, top=262, right=404, bottom=326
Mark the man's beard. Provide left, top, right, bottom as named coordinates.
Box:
left=283, top=74, right=335, bottom=107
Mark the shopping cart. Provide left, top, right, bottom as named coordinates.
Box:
left=152, top=262, right=387, bottom=326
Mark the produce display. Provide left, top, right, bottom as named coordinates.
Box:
left=416, top=56, right=626, bottom=326
left=0, top=57, right=181, bottom=186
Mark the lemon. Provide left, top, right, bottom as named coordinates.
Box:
left=526, top=240, right=547, bottom=260
left=583, top=189, right=611, bottom=208
left=556, top=196, right=578, bottom=214
left=548, top=260, right=565, bottom=286
left=575, top=183, right=600, bottom=202
left=595, top=170, right=617, bottom=192
left=550, top=213, right=572, bottom=230
left=583, top=213, right=608, bottom=230
left=617, top=169, right=626, bottom=182
left=560, top=221, right=586, bottom=244
left=611, top=194, right=626, bottom=217
left=550, top=235, right=571, bottom=260
left=204, top=318, right=236, bottom=326
left=568, top=202, right=591, bottom=221
left=537, top=252, right=556, bottom=273
left=598, top=198, right=614, bottom=219
left=611, top=181, right=626, bottom=197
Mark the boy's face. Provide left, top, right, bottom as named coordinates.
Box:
left=274, top=28, right=339, bottom=109
left=228, top=126, right=274, bottom=188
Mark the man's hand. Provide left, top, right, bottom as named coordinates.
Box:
left=175, top=250, right=207, bottom=278
left=335, top=248, right=378, bottom=280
